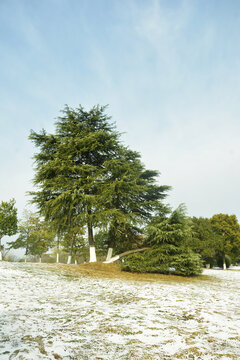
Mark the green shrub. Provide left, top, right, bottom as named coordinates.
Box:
left=120, top=250, right=170, bottom=274
left=121, top=246, right=203, bottom=276
left=171, top=252, right=203, bottom=276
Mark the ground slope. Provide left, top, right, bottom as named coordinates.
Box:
left=0, top=262, right=239, bottom=359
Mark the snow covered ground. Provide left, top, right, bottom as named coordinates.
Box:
left=0, top=262, right=239, bottom=360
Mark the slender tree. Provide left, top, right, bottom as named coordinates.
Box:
left=61, top=224, right=86, bottom=264
left=8, top=212, right=55, bottom=262
left=0, top=199, right=18, bottom=261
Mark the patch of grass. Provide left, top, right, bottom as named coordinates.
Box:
left=24, top=262, right=214, bottom=284
left=22, top=335, right=46, bottom=355
left=211, top=353, right=239, bottom=359
left=174, top=346, right=203, bottom=359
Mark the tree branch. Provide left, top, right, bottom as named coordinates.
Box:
left=103, top=247, right=150, bottom=263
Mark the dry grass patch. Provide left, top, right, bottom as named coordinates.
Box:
left=33, top=261, right=214, bottom=284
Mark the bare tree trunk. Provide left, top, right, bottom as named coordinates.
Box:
left=0, top=238, right=2, bottom=261
left=223, top=253, right=226, bottom=270
left=106, top=247, right=113, bottom=262
left=105, top=223, right=116, bottom=262
left=88, top=221, right=96, bottom=262
left=104, top=247, right=150, bottom=263
left=56, top=236, right=60, bottom=263
left=89, top=246, right=97, bottom=262
left=39, top=255, right=42, bottom=263
left=25, top=247, right=28, bottom=263
left=67, top=237, right=74, bottom=264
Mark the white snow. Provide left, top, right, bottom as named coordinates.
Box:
left=0, top=262, right=240, bottom=359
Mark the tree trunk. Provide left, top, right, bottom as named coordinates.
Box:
left=56, top=236, right=59, bottom=264
left=105, top=222, right=118, bottom=261
left=104, top=247, right=150, bottom=263
left=67, top=237, right=74, bottom=264
left=25, top=248, right=29, bottom=263
left=88, top=221, right=96, bottom=262
left=222, top=253, right=226, bottom=270
left=0, top=238, right=2, bottom=261
left=75, top=259, right=78, bottom=265
left=89, top=246, right=97, bottom=262
left=106, top=247, right=113, bottom=261
left=39, top=255, right=42, bottom=263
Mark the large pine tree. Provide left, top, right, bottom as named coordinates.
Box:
left=29, top=105, right=170, bottom=263
left=29, top=105, right=121, bottom=262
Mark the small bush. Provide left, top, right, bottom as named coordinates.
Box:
left=171, top=252, right=203, bottom=276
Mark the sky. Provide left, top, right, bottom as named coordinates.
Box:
left=1, top=0, right=240, bottom=244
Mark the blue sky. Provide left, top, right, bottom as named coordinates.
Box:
left=1, top=0, right=240, bottom=229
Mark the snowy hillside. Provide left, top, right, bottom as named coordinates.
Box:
left=0, top=262, right=239, bottom=359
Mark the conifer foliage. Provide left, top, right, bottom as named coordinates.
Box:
left=121, top=205, right=203, bottom=276
left=29, top=105, right=170, bottom=262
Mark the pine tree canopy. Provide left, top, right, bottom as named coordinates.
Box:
left=147, top=204, right=192, bottom=246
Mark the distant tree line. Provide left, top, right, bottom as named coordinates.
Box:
left=190, top=214, right=240, bottom=269
left=1, top=105, right=240, bottom=275
left=121, top=210, right=240, bottom=273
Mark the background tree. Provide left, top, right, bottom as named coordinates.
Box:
left=121, top=204, right=202, bottom=276
left=61, top=224, right=86, bottom=264
left=8, top=213, right=55, bottom=262
left=0, top=199, right=18, bottom=260
left=95, top=224, right=145, bottom=259
left=8, top=223, right=30, bottom=261
left=52, top=233, right=61, bottom=264
left=210, top=213, right=240, bottom=269
left=190, top=217, right=217, bottom=267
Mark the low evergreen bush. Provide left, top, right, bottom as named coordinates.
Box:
left=170, top=251, right=203, bottom=276
left=121, top=205, right=203, bottom=276
left=121, top=246, right=203, bottom=276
